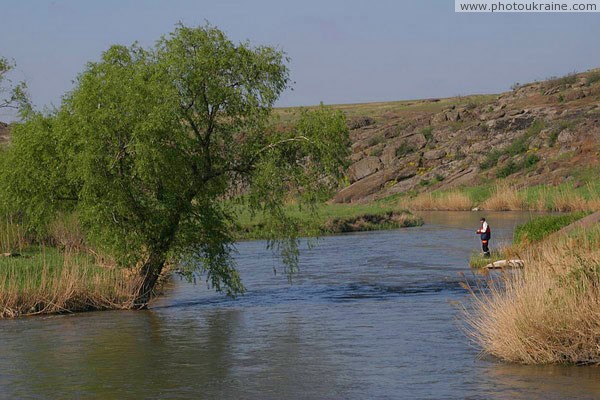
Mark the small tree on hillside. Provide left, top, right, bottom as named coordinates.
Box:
left=1, top=24, right=350, bottom=305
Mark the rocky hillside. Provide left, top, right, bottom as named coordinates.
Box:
left=283, top=69, right=600, bottom=203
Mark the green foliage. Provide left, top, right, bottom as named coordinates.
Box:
left=548, top=120, right=573, bottom=147
left=0, top=56, right=30, bottom=116
left=480, top=120, right=544, bottom=170
left=479, top=150, right=502, bottom=170
left=369, top=146, right=383, bottom=157
left=514, top=212, right=588, bottom=244
left=395, top=142, right=415, bottom=158
left=545, top=73, right=577, bottom=89
left=496, top=154, right=540, bottom=178
left=469, top=250, right=505, bottom=269
left=0, top=24, right=350, bottom=297
left=367, top=134, right=383, bottom=147
left=421, top=126, right=434, bottom=142
left=586, top=71, right=600, bottom=86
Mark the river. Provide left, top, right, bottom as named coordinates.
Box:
left=1, top=211, right=600, bottom=399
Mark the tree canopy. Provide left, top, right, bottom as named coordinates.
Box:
left=0, top=24, right=350, bottom=304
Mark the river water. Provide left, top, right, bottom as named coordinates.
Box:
left=1, top=211, right=600, bottom=399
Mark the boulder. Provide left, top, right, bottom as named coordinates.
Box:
left=348, top=156, right=382, bottom=183
left=333, top=170, right=388, bottom=203
left=423, top=149, right=447, bottom=160
left=431, top=112, right=447, bottom=125
left=446, top=111, right=461, bottom=122
left=508, top=115, right=534, bottom=130
left=348, top=116, right=375, bottom=130
left=407, top=133, right=428, bottom=150
left=557, top=129, right=575, bottom=144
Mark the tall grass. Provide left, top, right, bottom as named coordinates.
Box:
left=0, top=218, right=27, bottom=254
left=0, top=247, right=142, bottom=318
left=464, top=227, right=600, bottom=364
left=480, top=183, right=525, bottom=211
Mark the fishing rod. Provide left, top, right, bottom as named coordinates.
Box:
left=425, top=223, right=477, bottom=232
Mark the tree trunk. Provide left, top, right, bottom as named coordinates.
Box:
left=134, top=249, right=167, bottom=308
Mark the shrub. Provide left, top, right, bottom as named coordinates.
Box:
left=545, top=72, right=577, bottom=89
left=367, top=135, right=383, bottom=147
left=548, top=120, right=574, bottom=147
left=585, top=71, right=600, bottom=86
left=479, top=150, right=502, bottom=170
left=369, top=146, right=383, bottom=157
left=395, top=142, right=415, bottom=158
left=496, top=154, right=540, bottom=178
left=421, top=126, right=434, bottom=142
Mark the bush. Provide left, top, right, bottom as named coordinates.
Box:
left=367, top=135, right=383, bottom=147
left=480, top=120, right=544, bottom=171
left=395, top=142, right=415, bottom=158
left=585, top=71, right=600, bottom=86
left=421, top=126, right=434, bottom=142
left=545, top=72, right=577, bottom=89
left=496, top=154, right=540, bottom=178
left=479, top=150, right=502, bottom=170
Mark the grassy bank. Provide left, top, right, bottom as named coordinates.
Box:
left=2, top=203, right=421, bottom=317
left=0, top=246, right=141, bottom=318
left=469, top=212, right=589, bottom=268
left=236, top=203, right=423, bottom=239
left=397, top=179, right=600, bottom=212
left=0, top=217, right=143, bottom=318
left=465, top=224, right=600, bottom=364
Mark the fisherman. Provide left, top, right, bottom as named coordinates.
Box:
left=476, top=217, right=491, bottom=257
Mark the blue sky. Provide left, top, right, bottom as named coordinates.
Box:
left=1, top=0, right=599, bottom=119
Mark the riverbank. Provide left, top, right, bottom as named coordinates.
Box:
left=236, top=203, right=423, bottom=240
left=0, top=204, right=422, bottom=318
left=465, top=211, right=600, bottom=364
left=395, top=179, right=600, bottom=212
left=0, top=246, right=141, bottom=318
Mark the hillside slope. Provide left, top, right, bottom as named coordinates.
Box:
left=279, top=69, right=600, bottom=203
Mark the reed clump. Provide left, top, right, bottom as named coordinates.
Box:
left=465, top=226, right=600, bottom=364
left=480, top=183, right=525, bottom=211
left=0, top=248, right=142, bottom=318
left=402, top=191, right=473, bottom=211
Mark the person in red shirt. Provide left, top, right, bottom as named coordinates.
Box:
left=476, top=217, right=491, bottom=257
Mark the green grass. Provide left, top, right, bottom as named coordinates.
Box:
left=513, top=212, right=589, bottom=244
left=0, top=246, right=99, bottom=290
left=469, top=250, right=507, bottom=269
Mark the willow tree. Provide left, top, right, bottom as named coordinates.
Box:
left=2, top=24, right=349, bottom=305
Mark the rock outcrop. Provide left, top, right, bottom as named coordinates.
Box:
left=326, top=68, right=600, bottom=203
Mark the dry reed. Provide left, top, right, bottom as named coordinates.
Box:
left=464, top=227, right=600, bottom=364
left=480, top=183, right=525, bottom=211
left=0, top=249, right=142, bottom=318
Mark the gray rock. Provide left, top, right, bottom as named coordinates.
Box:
left=348, top=156, right=382, bottom=183
left=348, top=116, right=375, bottom=130
left=423, top=149, right=447, bottom=160
left=557, top=129, right=575, bottom=144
